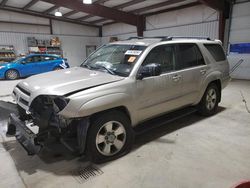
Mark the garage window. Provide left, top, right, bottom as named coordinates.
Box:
left=204, top=44, right=226, bottom=62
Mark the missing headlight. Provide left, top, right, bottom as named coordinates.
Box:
left=54, top=97, right=70, bottom=112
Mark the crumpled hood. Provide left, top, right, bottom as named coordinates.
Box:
left=18, top=67, right=124, bottom=97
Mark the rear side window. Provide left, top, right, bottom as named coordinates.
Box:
left=41, top=56, right=57, bottom=61
left=204, top=44, right=226, bottom=62
left=175, top=44, right=205, bottom=70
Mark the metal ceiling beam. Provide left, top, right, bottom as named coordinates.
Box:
left=63, top=10, right=78, bottom=17
left=103, top=2, right=201, bottom=26
left=23, top=0, right=40, bottom=10
left=78, top=15, right=93, bottom=21
left=89, top=18, right=107, bottom=25
left=94, top=0, right=109, bottom=4
left=198, top=0, right=225, bottom=11
left=0, top=0, right=8, bottom=7
left=113, top=0, right=146, bottom=10
left=91, top=0, right=187, bottom=25
left=0, top=6, right=99, bottom=28
left=144, top=1, right=201, bottom=17
left=131, top=0, right=187, bottom=14
left=43, top=5, right=59, bottom=14
left=41, top=0, right=138, bottom=26
left=78, top=0, right=146, bottom=21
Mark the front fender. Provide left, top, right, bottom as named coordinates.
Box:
left=78, top=92, right=133, bottom=116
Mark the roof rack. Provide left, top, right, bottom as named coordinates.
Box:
left=127, top=36, right=167, bottom=40
left=127, top=36, right=211, bottom=41
left=162, top=36, right=211, bottom=41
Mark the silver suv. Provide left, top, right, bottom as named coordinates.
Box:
left=8, top=37, right=230, bottom=163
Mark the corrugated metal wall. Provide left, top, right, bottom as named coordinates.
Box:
left=144, top=21, right=218, bottom=39
left=228, top=1, right=250, bottom=80
left=102, top=5, right=219, bottom=44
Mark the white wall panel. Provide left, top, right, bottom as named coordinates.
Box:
left=0, top=23, right=50, bottom=34
left=229, top=2, right=250, bottom=43
left=102, top=23, right=137, bottom=36
left=0, top=10, right=49, bottom=25
left=146, top=5, right=218, bottom=30
left=101, top=32, right=137, bottom=44
left=228, top=1, right=250, bottom=80
left=52, top=20, right=99, bottom=37
left=144, top=21, right=219, bottom=39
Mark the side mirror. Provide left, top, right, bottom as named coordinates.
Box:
left=21, top=61, right=26, bottom=64
left=137, top=63, right=162, bottom=80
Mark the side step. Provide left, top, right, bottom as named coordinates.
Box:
left=134, top=107, right=197, bottom=135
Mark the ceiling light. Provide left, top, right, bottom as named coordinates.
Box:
left=55, top=10, right=62, bottom=17
left=83, top=0, right=92, bottom=4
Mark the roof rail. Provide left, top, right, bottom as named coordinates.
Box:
left=127, top=36, right=167, bottom=40
left=126, top=36, right=211, bottom=41
left=162, top=36, right=211, bottom=41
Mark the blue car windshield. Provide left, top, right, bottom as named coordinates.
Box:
left=14, top=56, right=25, bottom=62
left=81, top=44, right=146, bottom=77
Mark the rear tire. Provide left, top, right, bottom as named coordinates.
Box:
left=198, top=83, right=220, bottom=116
left=5, top=69, right=19, bottom=80
left=86, top=111, right=134, bottom=163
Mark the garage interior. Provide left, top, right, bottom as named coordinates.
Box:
left=0, top=0, right=250, bottom=188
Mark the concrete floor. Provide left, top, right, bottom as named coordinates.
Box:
left=0, top=79, right=249, bottom=188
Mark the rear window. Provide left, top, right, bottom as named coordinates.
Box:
left=204, top=44, right=226, bottom=62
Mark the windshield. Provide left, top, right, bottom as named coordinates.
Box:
left=81, top=44, right=146, bottom=77
left=14, top=56, right=25, bottom=62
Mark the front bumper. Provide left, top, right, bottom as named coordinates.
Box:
left=8, top=113, right=41, bottom=155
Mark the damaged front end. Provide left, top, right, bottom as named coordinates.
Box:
left=7, top=95, right=89, bottom=155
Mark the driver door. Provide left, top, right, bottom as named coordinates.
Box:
left=135, top=44, right=183, bottom=122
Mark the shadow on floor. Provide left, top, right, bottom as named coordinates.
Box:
left=0, top=100, right=226, bottom=176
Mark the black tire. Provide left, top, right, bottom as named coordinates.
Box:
left=198, top=83, right=220, bottom=116
left=53, top=66, right=63, bottom=71
left=86, top=111, right=135, bottom=163
left=5, top=69, right=19, bottom=80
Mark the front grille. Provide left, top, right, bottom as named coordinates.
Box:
left=16, top=85, right=31, bottom=96
left=20, top=98, right=29, bottom=106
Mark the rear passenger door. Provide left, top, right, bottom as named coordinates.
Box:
left=175, top=43, right=208, bottom=105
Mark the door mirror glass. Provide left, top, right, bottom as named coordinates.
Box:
left=137, top=63, right=162, bottom=80
left=21, top=60, right=26, bottom=64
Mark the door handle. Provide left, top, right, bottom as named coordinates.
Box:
left=172, top=75, right=182, bottom=82
left=200, top=69, right=207, bottom=75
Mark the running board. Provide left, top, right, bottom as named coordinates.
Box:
left=134, top=107, right=197, bottom=135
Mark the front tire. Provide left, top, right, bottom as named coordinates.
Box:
left=198, top=83, right=220, bottom=116
left=5, top=69, right=19, bottom=80
left=86, top=111, right=134, bottom=163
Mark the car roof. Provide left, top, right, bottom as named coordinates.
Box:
left=28, top=54, right=60, bottom=58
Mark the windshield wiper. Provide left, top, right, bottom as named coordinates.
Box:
left=82, top=63, right=115, bottom=75
left=96, top=65, right=116, bottom=75
left=81, top=64, right=91, bottom=69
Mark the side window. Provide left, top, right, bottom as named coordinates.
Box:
left=25, top=57, right=33, bottom=63
left=32, top=56, right=42, bottom=62
left=176, top=44, right=205, bottom=70
left=143, top=45, right=175, bottom=73
left=204, top=44, right=226, bottom=62
left=41, top=56, right=55, bottom=61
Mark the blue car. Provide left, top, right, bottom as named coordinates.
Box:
left=0, top=54, right=70, bottom=80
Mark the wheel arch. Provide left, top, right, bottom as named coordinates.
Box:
left=89, top=106, right=132, bottom=125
